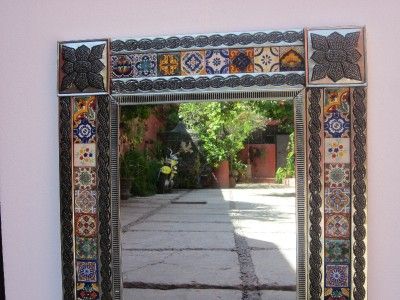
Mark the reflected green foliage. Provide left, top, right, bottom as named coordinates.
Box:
left=275, top=132, right=295, bottom=183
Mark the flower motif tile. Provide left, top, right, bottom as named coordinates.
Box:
left=279, top=46, right=305, bottom=71
left=111, top=55, right=134, bottom=78
left=74, top=144, right=96, bottom=167
left=59, top=40, right=108, bottom=94
left=325, top=239, right=350, bottom=263
left=325, top=188, right=350, bottom=213
left=325, top=264, right=349, bottom=287
left=76, top=260, right=98, bottom=283
left=181, top=51, right=206, bottom=75
left=324, top=88, right=350, bottom=115
left=158, top=53, right=181, bottom=76
left=205, top=49, right=229, bottom=74
left=229, top=49, right=254, bottom=73
left=307, top=28, right=365, bottom=85
left=325, top=213, right=350, bottom=239
left=254, top=47, right=280, bottom=72
left=132, top=53, right=158, bottom=77
left=325, top=163, right=350, bottom=188
left=75, top=213, right=97, bottom=237
left=76, top=237, right=97, bottom=260
left=77, top=282, right=100, bottom=300
left=325, top=138, right=350, bottom=163
left=73, top=96, right=96, bottom=123
left=74, top=167, right=96, bottom=189
left=73, top=117, right=96, bottom=143
left=324, top=111, right=350, bottom=138
left=324, top=288, right=350, bottom=300
left=75, top=190, right=97, bottom=214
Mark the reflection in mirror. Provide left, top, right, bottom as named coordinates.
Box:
left=118, top=98, right=298, bottom=299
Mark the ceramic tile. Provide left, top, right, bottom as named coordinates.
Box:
left=229, top=49, right=254, bottom=73
left=73, top=96, right=96, bottom=123
left=324, top=288, right=350, bottom=300
left=158, top=53, right=181, bottom=76
left=324, top=88, right=350, bottom=115
left=325, top=213, right=350, bottom=239
left=325, top=163, right=350, bottom=188
left=324, top=111, right=350, bottom=138
left=254, top=47, right=280, bottom=72
left=325, top=188, right=350, bottom=213
left=111, top=54, right=134, bottom=78
left=76, top=237, right=98, bottom=260
left=131, top=53, right=158, bottom=77
left=74, top=144, right=96, bottom=167
left=325, top=239, right=350, bottom=264
left=75, top=213, right=97, bottom=237
left=75, top=190, right=97, bottom=214
left=77, top=282, right=100, bottom=300
left=325, top=264, right=349, bottom=287
left=76, top=260, right=98, bottom=283
left=73, top=117, right=96, bottom=143
left=74, top=167, right=96, bottom=189
left=279, top=46, right=305, bottom=71
left=181, top=51, right=206, bottom=75
left=205, top=49, right=229, bottom=74
left=325, top=138, right=350, bottom=163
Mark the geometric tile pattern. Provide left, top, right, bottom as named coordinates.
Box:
left=76, top=260, right=98, bottom=283
left=254, top=47, right=280, bottom=73
left=132, top=53, right=158, bottom=77
left=325, top=264, right=349, bottom=287
left=307, top=28, right=365, bottom=85
left=279, top=46, right=305, bottom=71
left=75, top=190, right=97, bottom=214
left=322, top=87, right=352, bottom=293
left=75, top=213, right=97, bottom=238
left=76, top=237, right=98, bottom=260
left=158, top=53, right=181, bottom=76
left=181, top=51, right=206, bottom=75
left=205, top=49, right=229, bottom=74
left=76, top=282, right=100, bottom=300
left=111, top=54, right=134, bottom=78
left=71, top=96, right=99, bottom=295
left=74, top=167, right=96, bottom=189
left=229, top=48, right=254, bottom=73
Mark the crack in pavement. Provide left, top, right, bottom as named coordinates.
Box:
left=229, top=195, right=262, bottom=300
left=122, top=190, right=193, bottom=233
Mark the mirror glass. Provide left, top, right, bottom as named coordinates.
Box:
left=118, top=98, right=298, bottom=299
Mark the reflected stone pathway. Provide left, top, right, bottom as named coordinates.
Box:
left=121, top=184, right=296, bottom=300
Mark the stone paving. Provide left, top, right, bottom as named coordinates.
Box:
left=121, top=185, right=296, bottom=300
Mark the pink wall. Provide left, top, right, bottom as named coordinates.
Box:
left=0, top=0, right=399, bottom=298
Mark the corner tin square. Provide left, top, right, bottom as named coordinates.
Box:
left=306, top=27, right=366, bottom=86
left=76, top=260, right=98, bottom=283
left=58, top=39, right=109, bottom=95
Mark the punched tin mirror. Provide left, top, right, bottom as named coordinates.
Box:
left=58, top=27, right=367, bottom=300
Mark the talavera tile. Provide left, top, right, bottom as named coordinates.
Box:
left=325, top=213, right=350, bottom=239
left=76, top=260, right=98, bottom=283
left=325, top=163, right=350, bottom=189
left=75, top=213, right=97, bottom=237
left=158, top=53, right=181, bottom=76
left=324, top=288, right=350, bottom=300
left=74, top=144, right=96, bottom=167
left=325, top=187, right=350, bottom=213
left=77, top=282, right=100, bottom=300
left=205, top=49, right=229, bottom=74
left=75, top=190, right=97, bottom=214
left=325, top=264, right=349, bottom=287
left=229, top=48, right=254, bottom=73
left=181, top=51, right=206, bottom=75
left=131, top=53, right=158, bottom=77
left=74, top=167, right=96, bottom=189
left=76, top=237, right=98, bottom=260
left=254, top=47, right=280, bottom=72
left=111, top=54, right=134, bottom=78
left=279, top=46, right=305, bottom=71
left=325, top=138, right=350, bottom=163
left=325, top=239, right=350, bottom=263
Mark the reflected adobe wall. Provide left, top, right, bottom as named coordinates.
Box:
left=0, top=0, right=399, bottom=299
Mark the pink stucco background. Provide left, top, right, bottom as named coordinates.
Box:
left=0, top=0, right=399, bottom=299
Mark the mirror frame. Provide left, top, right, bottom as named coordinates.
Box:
left=58, top=27, right=367, bottom=300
